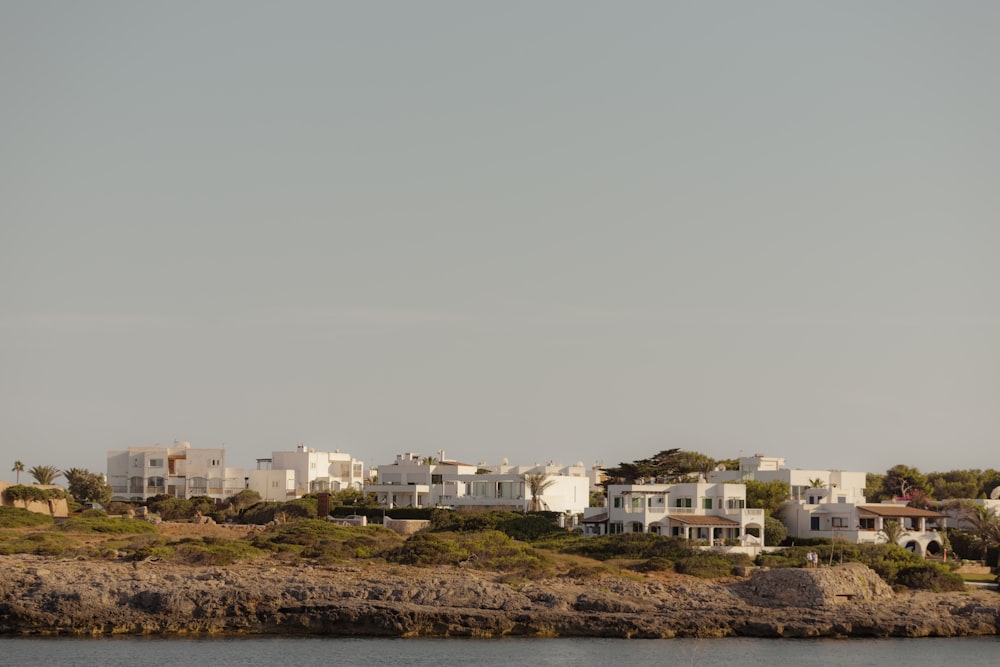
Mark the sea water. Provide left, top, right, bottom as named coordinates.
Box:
left=1, top=636, right=997, bottom=666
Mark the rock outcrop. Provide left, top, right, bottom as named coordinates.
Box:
left=0, top=555, right=997, bottom=638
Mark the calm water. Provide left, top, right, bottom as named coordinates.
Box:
left=0, top=636, right=997, bottom=666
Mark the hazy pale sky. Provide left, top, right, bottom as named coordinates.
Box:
left=2, top=2, right=998, bottom=480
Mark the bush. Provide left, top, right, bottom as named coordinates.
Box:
left=386, top=532, right=469, bottom=567
left=674, top=552, right=752, bottom=578
left=561, top=533, right=694, bottom=561
left=2, top=485, right=66, bottom=503
left=172, top=537, right=264, bottom=566
left=59, top=515, right=157, bottom=535
left=0, top=530, right=72, bottom=556
left=894, top=563, right=966, bottom=592
left=386, top=529, right=552, bottom=578
left=0, top=506, right=54, bottom=528
left=251, top=518, right=402, bottom=563
left=239, top=498, right=321, bottom=525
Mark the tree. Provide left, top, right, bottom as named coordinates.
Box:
left=865, top=472, right=887, bottom=503
left=764, top=515, right=787, bottom=546
left=957, top=502, right=1000, bottom=565
left=524, top=473, right=555, bottom=512
left=603, top=449, right=723, bottom=486
left=882, top=465, right=928, bottom=501
left=745, top=479, right=790, bottom=516
left=927, top=469, right=980, bottom=500
left=62, top=468, right=113, bottom=506
left=807, top=478, right=825, bottom=489
left=28, top=465, right=60, bottom=485
left=11, top=460, right=24, bottom=484
left=878, top=520, right=909, bottom=546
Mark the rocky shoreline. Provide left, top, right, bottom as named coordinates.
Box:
left=1, top=555, right=998, bottom=639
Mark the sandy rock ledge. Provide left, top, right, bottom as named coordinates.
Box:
left=1, top=555, right=998, bottom=639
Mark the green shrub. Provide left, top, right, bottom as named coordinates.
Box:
left=561, top=533, right=694, bottom=561
left=59, top=516, right=157, bottom=535
left=0, top=530, right=72, bottom=556
left=386, top=532, right=469, bottom=566
left=495, top=514, right=566, bottom=542
left=894, top=563, right=966, bottom=592
left=251, top=518, right=402, bottom=562
left=674, top=552, right=752, bottom=578
left=0, top=506, right=54, bottom=528
left=2, top=485, right=66, bottom=503
left=172, top=537, right=264, bottom=565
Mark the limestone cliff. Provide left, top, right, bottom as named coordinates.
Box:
left=1, top=555, right=997, bottom=638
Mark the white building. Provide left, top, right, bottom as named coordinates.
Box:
left=367, top=453, right=591, bottom=515
left=107, top=440, right=244, bottom=502
left=585, top=481, right=765, bottom=546
left=712, top=454, right=946, bottom=556
left=247, top=444, right=364, bottom=501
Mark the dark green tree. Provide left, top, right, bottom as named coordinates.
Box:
left=62, top=468, right=113, bottom=505
left=764, top=515, right=787, bottom=546
left=865, top=472, right=887, bottom=502
left=745, top=479, right=790, bottom=516
left=882, top=465, right=928, bottom=500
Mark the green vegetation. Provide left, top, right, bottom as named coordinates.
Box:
left=59, top=515, right=157, bottom=535
left=756, top=542, right=964, bottom=591
left=387, top=529, right=551, bottom=579
left=2, top=484, right=67, bottom=503
left=172, top=537, right=265, bottom=566
left=28, top=465, right=61, bottom=485
left=251, top=518, right=403, bottom=563
left=0, top=506, right=55, bottom=528
left=62, top=468, right=113, bottom=506
left=0, top=530, right=73, bottom=556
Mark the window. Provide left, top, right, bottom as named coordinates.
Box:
left=859, top=518, right=875, bottom=530
left=702, top=498, right=713, bottom=510
left=128, top=476, right=144, bottom=494
left=149, top=459, right=163, bottom=468
left=831, top=517, right=847, bottom=528
left=810, top=516, right=820, bottom=530
left=838, top=496, right=847, bottom=504
left=631, top=497, right=642, bottom=510
left=726, top=498, right=745, bottom=509
left=809, top=496, right=816, bottom=504
left=613, top=497, right=622, bottom=508
left=675, top=497, right=692, bottom=508
left=609, top=522, right=624, bottom=534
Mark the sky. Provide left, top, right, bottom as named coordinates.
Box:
left=2, top=2, right=998, bottom=481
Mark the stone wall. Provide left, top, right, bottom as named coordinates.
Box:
left=743, top=563, right=895, bottom=607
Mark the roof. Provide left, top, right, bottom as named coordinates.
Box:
left=581, top=512, right=608, bottom=523
left=666, top=515, right=739, bottom=526
left=858, top=505, right=944, bottom=519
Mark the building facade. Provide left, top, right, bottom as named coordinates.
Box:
left=247, top=444, right=364, bottom=501
left=107, top=440, right=244, bottom=502
left=367, top=453, right=590, bottom=514
left=587, top=481, right=765, bottom=545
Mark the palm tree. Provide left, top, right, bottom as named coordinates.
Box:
left=958, top=502, right=1000, bottom=566
left=28, top=465, right=61, bottom=486
left=877, top=520, right=908, bottom=546
left=807, top=478, right=825, bottom=489
left=524, top=473, right=555, bottom=512
left=11, top=460, right=24, bottom=484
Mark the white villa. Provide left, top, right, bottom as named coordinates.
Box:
left=366, top=453, right=590, bottom=514
left=248, top=444, right=364, bottom=501
left=583, top=481, right=765, bottom=546
left=711, top=454, right=947, bottom=557
left=107, top=440, right=244, bottom=502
